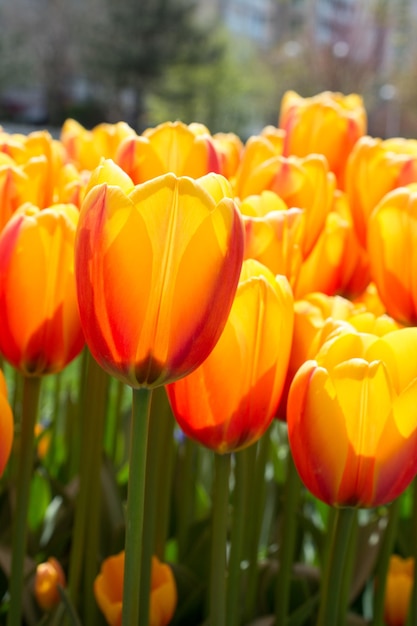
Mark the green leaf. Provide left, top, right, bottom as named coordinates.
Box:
left=28, top=470, right=51, bottom=532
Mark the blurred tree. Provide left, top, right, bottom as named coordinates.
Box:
left=146, top=31, right=276, bottom=137
left=84, top=0, right=225, bottom=131
left=0, top=0, right=84, bottom=125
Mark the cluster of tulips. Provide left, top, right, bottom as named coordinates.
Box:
left=1, top=89, right=417, bottom=626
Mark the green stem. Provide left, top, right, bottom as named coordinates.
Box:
left=177, top=436, right=197, bottom=560
left=406, top=477, right=417, bottom=626
left=227, top=451, right=249, bottom=626
left=83, top=359, right=109, bottom=623
left=316, top=507, right=357, bottom=626
left=275, top=450, right=302, bottom=625
left=152, top=388, right=175, bottom=559
left=122, top=387, right=153, bottom=626
left=337, top=510, right=358, bottom=624
left=140, top=387, right=171, bottom=612
left=67, top=351, right=108, bottom=616
left=209, top=452, right=231, bottom=626
left=7, top=375, right=42, bottom=626
left=372, top=500, right=400, bottom=625
left=244, top=433, right=270, bottom=620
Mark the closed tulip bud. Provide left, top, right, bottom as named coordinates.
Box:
left=167, top=259, right=294, bottom=453
left=287, top=327, right=417, bottom=507
left=368, top=184, right=417, bottom=325
left=345, top=136, right=417, bottom=246
left=279, top=90, right=366, bottom=189
left=384, top=555, right=414, bottom=626
left=75, top=160, right=244, bottom=388
left=0, top=203, right=85, bottom=376
left=94, top=552, right=177, bottom=626
left=115, top=120, right=222, bottom=183
left=34, top=557, right=66, bottom=611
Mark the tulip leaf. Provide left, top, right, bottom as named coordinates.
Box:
left=169, top=562, right=205, bottom=626
left=349, top=512, right=386, bottom=602
left=28, top=470, right=51, bottom=532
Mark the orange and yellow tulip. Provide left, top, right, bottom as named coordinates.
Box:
left=34, top=557, right=66, bottom=611
left=61, top=118, right=136, bottom=172
left=167, top=259, right=293, bottom=453
left=240, top=191, right=304, bottom=288
left=384, top=555, right=414, bottom=626
left=279, top=90, right=366, bottom=189
left=0, top=370, right=13, bottom=476
left=94, top=552, right=177, bottom=626
left=345, top=136, right=417, bottom=246
left=294, top=191, right=370, bottom=299
left=368, top=184, right=417, bottom=325
left=212, top=131, right=243, bottom=181
left=75, top=160, right=244, bottom=388
left=0, top=203, right=84, bottom=375
left=232, top=126, right=285, bottom=198
left=115, top=120, right=222, bottom=183
left=234, top=153, right=335, bottom=257
left=287, top=327, right=417, bottom=507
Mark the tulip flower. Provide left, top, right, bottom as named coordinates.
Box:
left=232, top=126, right=285, bottom=195
left=167, top=259, right=294, bottom=453
left=287, top=327, right=417, bottom=507
left=115, top=120, right=222, bottom=183
left=75, top=160, right=244, bottom=388
left=384, top=555, right=414, bottom=626
left=234, top=153, right=335, bottom=257
left=212, top=131, right=243, bottom=181
left=279, top=90, right=366, bottom=189
left=34, top=557, right=66, bottom=611
left=240, top=191, right=305, bottom=288
left=345, top=136, right=417, bottom=246
left=0, top=156, right=31, bottom=231
left=367, top=184, right=417, bottom=325
left=294, top=190, right=370, bottom=299
left=275, top=292, right=360, bottom=421
left=0, top=370, right=13, bottom=476
left=0, top=203, right=85, bottom=376
left=94, top=552, right=177, bottom=626
left=353, top=281, right=387, bottom=317
left=61, top=118, right=136, bottom=171
left=0, top=130, right=66, bottom=209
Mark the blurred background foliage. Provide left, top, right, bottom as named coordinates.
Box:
left=1, top=0, right=417, bottom=138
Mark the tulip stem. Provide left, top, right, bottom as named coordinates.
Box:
left=210, top=452, right=231, bottom=626
left=316, top=506, right=356, bottom=626
left=67, top=351, right=109, bottom=619
left=152, top=388, right=175, bottom=559
left=372, top=500, right=400, bottom=625
left=177, top=436, right=197, bottom=559
left=275, top=449, right=302, bottom=625
left=244, top=432, right=270, bottom=620
left=227, top=450, right=248, bottom=626
left=7, top=375, right=42, bottom=626
left=122, top=386, right=153, bottom=626
left=406, top=478, right=417, bottom=626
left=140, top=387, right=171, bottom=612
left=82, top=358, right=109, bottom=624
